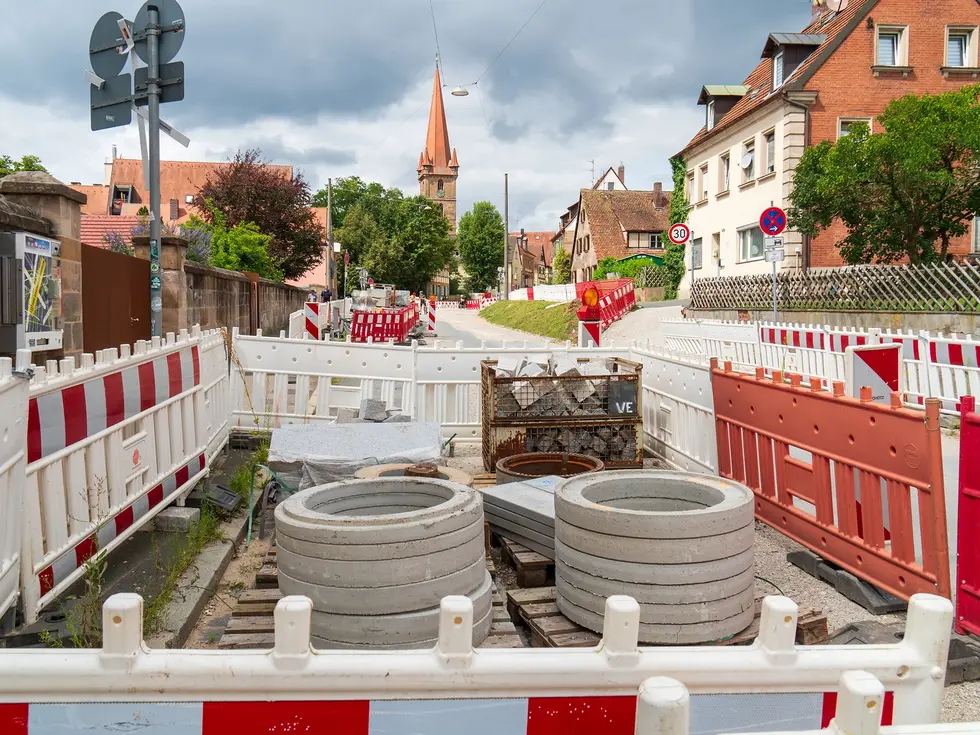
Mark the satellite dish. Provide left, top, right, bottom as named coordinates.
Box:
left=740, top=151, right=754, bottom=170
left=825, top=0, right=847, bottom=10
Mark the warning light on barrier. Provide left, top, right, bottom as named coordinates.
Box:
left=582, top=286, right=599, bottom=307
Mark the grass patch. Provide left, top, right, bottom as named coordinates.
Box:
left=228, top=441, right=271, bottom=503
left=480, top=300, right=580, bottom=341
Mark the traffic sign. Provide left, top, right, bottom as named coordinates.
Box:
left=90, top=73, right=133, bottom=131
left=764, top=249, right=785, bottom=263
left=760, top=206, right=787, bottom=236
left=133, top=0, right=186, bottom=65
left=845, top=343, right=902, bottom=405
left=764, top=236, right=784, bottom=251
left=667, top=223, right=691, bottom=245
left=134, top=61, right=184, bottom=105
left=89, top=11, right=129, bottom=80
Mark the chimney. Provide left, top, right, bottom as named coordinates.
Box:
left=653, top=181, right=664, bottom=209
left=112, top=144, right=118, bottom=160
left=618, top=164, right=625, bottom=184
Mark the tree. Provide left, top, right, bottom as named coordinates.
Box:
left=457, top=201, right=505, bottom=291
left=551, top=244, right=571, bottom=284
left=194, top=148, right=323, bottom=279
left=0, top=154, right=47, bottom=178
left=789, top=85, right=980, bottom=264
left=660, top=155, right=689, bottom=298
left=204, top=208, right=282, bottom=280
left=333, top=204, right=385, bottom=275
left=313, top=176, right=404, bottom=233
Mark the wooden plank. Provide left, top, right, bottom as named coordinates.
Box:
left=797, top=611, right=829, bottom=645
left=490, top=621, right=517, bottom=635
left=506, top=587, right=557, bottom=606
left=232, top=601, right=277, bottom=617
left=255, top=564, right=278, bottom=589
left=521, top=602, right=560, bottom=620
left=225, top=616, right=276, bottom=634
left=492, top=589, right=506, bottom=608
left=550, top=631, right=601, bottom=648
left=492, top=607, right=512, bottom=624
left=238, top=588, right=283, bottom=603
left=218, top=633, right=274, bottom=650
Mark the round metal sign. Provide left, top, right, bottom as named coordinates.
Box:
left=134, top=0, right=186, bottom=65
left=89, top=11, right=128, bottom=80
left=667, top=223, right=691, bottom=245
left=760, top=206, right=787, bottom=236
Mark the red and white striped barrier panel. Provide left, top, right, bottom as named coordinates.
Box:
left=956, top=395, right=980, bottom=639
left=304, top=302, right=323, bottom=340
left=479, top=296, right=498, bottom=309
left=597, top=280, right=636, bottom=329
left=0, top=354, right=28, bottom=623
left=0, top=593, right=952, bottom=729
left=428, top=299, right=436, bottom=333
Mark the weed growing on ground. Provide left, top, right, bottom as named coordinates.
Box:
left=39, top=545, right=107, bottom=649
left=228, top=441, right=271, bottom=503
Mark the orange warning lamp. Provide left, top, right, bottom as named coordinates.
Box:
left=577, top=286, right=601, bottom=322
left=582, top=286, right=599, bottom=307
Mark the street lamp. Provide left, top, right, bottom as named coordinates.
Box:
left=451, top=85, right=470, bottom=97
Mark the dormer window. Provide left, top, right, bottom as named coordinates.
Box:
left=706, top=100, right=715, bottom=130
left=772, top=50, right=784, bottom=88
left=698, top=86, right=748, bottom=132
left=761, top=34, right=826, bottom=86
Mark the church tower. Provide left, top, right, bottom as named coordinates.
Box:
left=418, top=64, right=459, bottom=235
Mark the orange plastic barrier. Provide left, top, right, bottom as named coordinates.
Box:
left=956, top=395, right=980, bottom=636
left=710, top=360, right=951, bottom=602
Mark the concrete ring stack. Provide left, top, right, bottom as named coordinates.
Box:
left=275, top=477, right=492, bottom=649
left=554, top=470, right=756, bottom=644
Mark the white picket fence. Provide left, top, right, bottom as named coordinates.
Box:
left=0, top=354, right=29, bottom=625
left=662, top=318, right=979, bottom=415
left=12, top=326, right=229, bottom=623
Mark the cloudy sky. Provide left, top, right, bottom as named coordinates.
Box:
left=1, top=0, right=812, bottom=230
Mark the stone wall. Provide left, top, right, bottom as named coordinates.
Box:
left=258, top=278, right=308, bottom=334
left=686, top=308, right=979, bottom=337
left=0, top=172, right=86, bottom=358
left=185, top=262, right=251, bottom=333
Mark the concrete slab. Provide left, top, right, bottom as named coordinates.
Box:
left=154, top=507, right=200, bottom=533
left=481, top=481, right=556, bottom=527
left=360, top=398, right=388, bottom=422
left=483, top=503, right=554, bottom=539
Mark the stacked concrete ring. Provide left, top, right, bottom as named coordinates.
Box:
left=275, top=477, right=492, bottom=648
left=554, top=470, right=756, bottom=644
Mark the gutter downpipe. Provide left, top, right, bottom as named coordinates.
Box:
left=782, top=92, right=812, bottom=272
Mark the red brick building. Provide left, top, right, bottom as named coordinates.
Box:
left=679, top=0, right=980, bottom=292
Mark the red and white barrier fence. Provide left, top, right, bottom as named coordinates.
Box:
left=0, top=355, right=28, bottom=624
left=350, top=305, right=419, bottom=344
left=14, top=327, right=228, bottom=623
left=0, top=592, right=957, bottom=730
left=957, top=395, right=980, bottom=639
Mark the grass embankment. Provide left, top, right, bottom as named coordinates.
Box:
left=480, top=300, right=580, bottom=341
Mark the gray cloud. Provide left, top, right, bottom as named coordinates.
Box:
left=205, top=138, right=356, bottom=168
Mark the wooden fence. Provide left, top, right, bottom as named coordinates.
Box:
left=686, top=261, right=980, bottom=312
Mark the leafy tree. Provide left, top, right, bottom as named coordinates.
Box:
left=191, top=205, right=282, bottom=280
left=102, top=231, right=133, bottom=256
left=551, top=244, right=571, bottom=284
left=0, top=153, right=47, bottom=178
left=178, top=216, right=214, bottom=264
left=789, top=85, right=980, bottom=264
left=595, top=255, right=661, bottom=280
left=334, top=204, right=386, bottom=275
left=194, top=148, right=323, bottom=279
left=457, top=201, right=505, bottom=291
left=313, top=176, right=404, bottom=233
left=660, top=155, right=688, bottom=298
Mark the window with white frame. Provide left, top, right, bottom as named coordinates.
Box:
left=946, top=27, right=977, bottom=67
left=741, top=140, right=755, bottom=183
left=764, top=130, right=776, bottom=175
left=687, top=171, right=695, bottom=200
left=719, top=153, right=730, bottom=192
left=706, top=100, right=715, bottom=131
left=839, top=118, right=871, bottom=138
left=691, top=238, right=703, bottom=270
left=876, top=26, right=907, bottom=66
left=772, top=50, right=784, bottom=88
left=607, top=181, right=615, bottom=190
left=738, top=226, right=765, bottom=261
left=699, top=164, right=709, bottom=201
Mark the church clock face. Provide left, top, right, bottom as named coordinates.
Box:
left=437, top=189, right=445, bottom=198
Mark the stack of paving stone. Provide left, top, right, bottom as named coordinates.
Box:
left=491, top=357, right=622, bottom=419
left=480, top=475, right=560, bottom=559
left=335, top=398, right=412, bottom=423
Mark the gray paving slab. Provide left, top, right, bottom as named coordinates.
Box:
left=480, top=479, right=557, bottom=528
left=482, top=503, right=554, bottom=539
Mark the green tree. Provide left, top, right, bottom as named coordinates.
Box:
left=334, top=204, right=386, bottom=276
left=200, top=208, right=282, bottom=280
left=457, top=201, right=505, bottom=291
left=789, top=85, right=980, bottom=264
left=361, top=197, right=453, bottom=292
left=194, top=148, right=322, bottom=279
left=551, top=244, right=571, bottom=284
left=313, top=176, right=405, bottom=233
left=661, top=155, right=688, bottom=298
left=0, top=153, right=48, bottom=178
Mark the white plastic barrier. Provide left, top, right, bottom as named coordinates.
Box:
left=0, top=593, right=954, bottom=730
left=663, top=318, right=977, bottom=415
left=230, top=331, right=623, bottom=441
left=630, top=342, right=717, bottom=474
left=509, top=284, right=578, bottom=302
left=20, top=327, right=222, bottom=622
left=0, top=353, right=29, bottom=624
left=198, top=328, right=230, bottom=462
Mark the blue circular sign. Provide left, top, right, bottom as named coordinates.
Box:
left=760, top=207, right=787, bottom=236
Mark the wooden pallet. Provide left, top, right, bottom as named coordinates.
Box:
left=497, top=536, right=554, bottom=588
left=506, top=587, right=828, bottom=649
left=472, top=473, right=497, bottom=490
left=219, top=553, right=522, bottom=649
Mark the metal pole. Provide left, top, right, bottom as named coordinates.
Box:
left=503, top=173, right=509, bottom=299
left=326, top=177, right=333, bottom=292
left=772, top=258, right=778, bottom=321
left=147, top=4, right=162, bottom=337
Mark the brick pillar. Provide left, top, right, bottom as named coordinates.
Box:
left=133, top=234, right=189, bottom=334
left=0, top=172, right=86, bottom=358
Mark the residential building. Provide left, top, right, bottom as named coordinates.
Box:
left=678, top=0, right=980, bottom=296
left=569, top=184, right=671, bottom=283
left=593, top=164, right=628, bottom=192
left=507, top=231, right=536, bottom=290
left=509, top=231, right=554, bottom=286
left=418, top=64, right=460, bottom=297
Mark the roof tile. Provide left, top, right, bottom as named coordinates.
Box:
left=578, top=189, right=672, bottom=261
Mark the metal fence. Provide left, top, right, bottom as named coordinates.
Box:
left=635, top=267, right=673, bottom=289
left=688, top=262, right=980, bottom=312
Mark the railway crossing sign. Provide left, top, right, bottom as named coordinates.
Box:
left=760, top=206, right=787, bottom=236
left=668, top=223, right=691, bottom=245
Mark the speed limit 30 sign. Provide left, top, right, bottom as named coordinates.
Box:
left=668, top=223, right=690, bottom=245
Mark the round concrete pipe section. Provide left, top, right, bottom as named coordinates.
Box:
left=275, top=477, right=491, bottom=648
left=554, top=470, right=755, bottom=644
left=355, top=463, right=474, bottom=486
left=495, top=452, right=604, bottom=485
